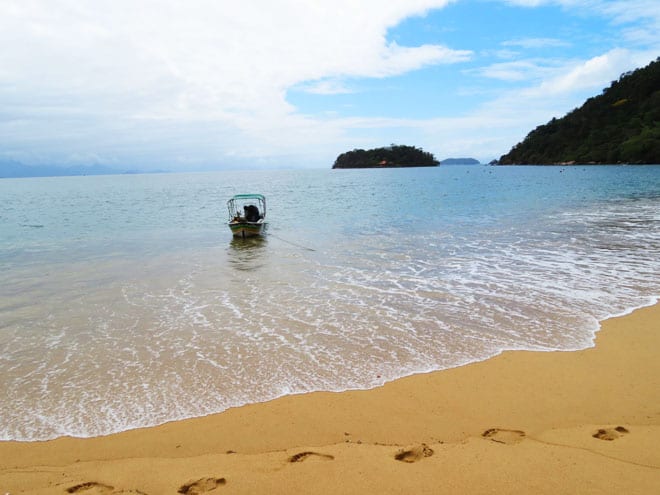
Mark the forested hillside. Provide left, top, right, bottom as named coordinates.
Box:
left=499, top=57, right=660, bottom=165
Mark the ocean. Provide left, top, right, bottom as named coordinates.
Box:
left=1, top=165, right=659, bottom=441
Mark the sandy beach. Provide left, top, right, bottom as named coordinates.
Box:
left=2, top=303, right=659, bottom=494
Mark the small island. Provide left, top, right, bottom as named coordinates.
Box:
left=332, top=145, right=439, bottom=169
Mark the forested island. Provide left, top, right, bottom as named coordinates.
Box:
left=332, top=145, right=439, bottom=169
left=499, top=57, right=659, bottom=165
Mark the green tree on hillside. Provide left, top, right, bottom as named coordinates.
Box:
left=499, top=58, right=660, bottom=165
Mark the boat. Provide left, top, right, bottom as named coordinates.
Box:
left=227, top=194, right=267, bottom=238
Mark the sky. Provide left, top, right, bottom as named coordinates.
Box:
left=1, top=0, right=658, bottom=171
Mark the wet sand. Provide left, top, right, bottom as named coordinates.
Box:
left=1, top=303, right=659, bottom=494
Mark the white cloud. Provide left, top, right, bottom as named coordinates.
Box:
left=0, top=0, right=658, bottom=169
left=502, top=0, right=660, bottom=32
left=0, top=0, right=469, bottom=168
left=596, top=0, right=660, bottom=25
left=298, top=80, right=356, bottom=96
left=502, top=38, right=570, bottom=49
left=499, top=0, right=552, bottom=6
left=369, top=42, right=472, bottom=77
left=470, top=60, right=559, bottom=81
left=531, top=48, right=656, bottom=96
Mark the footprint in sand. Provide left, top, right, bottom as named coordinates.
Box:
left=66, top=482, right=114, bottom=494
left=287, top=451, right=335, bottom=463
left=482, top=428, right=526, bottom=445
left=178, top=477, right=226, bottom=495
left=592, top=426, right=629, bottom=441
left=394, top=444, right=434, bottom=463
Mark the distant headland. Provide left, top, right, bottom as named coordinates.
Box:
left=332, top=145, right=439, bottom=169
left=498, top=57, right=659, bottom=165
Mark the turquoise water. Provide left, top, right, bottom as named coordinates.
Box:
left=1, top=165, right=659, bottom=440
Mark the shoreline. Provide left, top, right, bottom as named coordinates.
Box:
left=2, top=303, right=659, bottom=493
left=4, top=297, right=657, bottom=444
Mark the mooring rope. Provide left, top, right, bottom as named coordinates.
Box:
left=268, top=232, right=317, bottom=252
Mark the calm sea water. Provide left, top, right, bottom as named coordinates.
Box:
left=1, top=165, right=659, bottom=441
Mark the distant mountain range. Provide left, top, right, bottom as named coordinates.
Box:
left=0, top=161, right=159, bottom=178
left=499, top=57, right=660, bottom=165
left=440, top=158, right=481, bottom=165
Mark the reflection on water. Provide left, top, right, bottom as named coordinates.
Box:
left=228, top=235, right=268, bottom=271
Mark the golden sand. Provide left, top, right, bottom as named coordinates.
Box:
left=2, top=304, right=659, bottom=494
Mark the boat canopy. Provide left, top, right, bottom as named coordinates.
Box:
left=227, top=194, right=266, bottom=221
left=230, top=193, right=265, bottom=201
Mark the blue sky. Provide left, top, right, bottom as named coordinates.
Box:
left=1, top=0, right=658, bottom=170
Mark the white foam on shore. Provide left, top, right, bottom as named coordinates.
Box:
left=1, top=175, right=659, bottom=441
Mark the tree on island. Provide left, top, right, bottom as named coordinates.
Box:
left=332, top=144, right=439, bottom=169
left=499, top=57, right=660, bottom=165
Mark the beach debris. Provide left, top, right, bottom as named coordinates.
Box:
left=178, top=477, right=226, bottom=494
left=394, top=444, right=434, bottom=463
